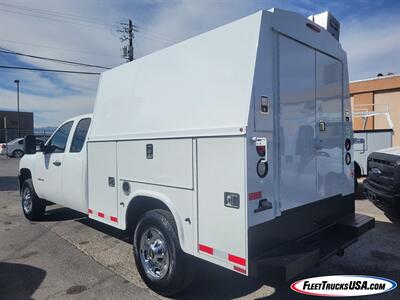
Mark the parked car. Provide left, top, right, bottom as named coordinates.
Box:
left=0, top=136, right=49, bottom=158
left=0, top=138, right=25, bottom=158
left=364, top=147, right=400, bottom=213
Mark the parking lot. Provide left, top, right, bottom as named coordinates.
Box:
left=0, top=156, right=399, bottom=299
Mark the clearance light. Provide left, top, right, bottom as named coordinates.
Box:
left=256, top=145, right=266, bottom=157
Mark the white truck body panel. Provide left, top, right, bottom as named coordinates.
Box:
left=89, top=12, right=261, bottom=141
left=117, top=139, right=193, bottom=190
left=197, top=137, right=247, bottom=271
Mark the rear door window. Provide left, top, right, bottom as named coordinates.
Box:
left=70, top=118, right=91, bottom=153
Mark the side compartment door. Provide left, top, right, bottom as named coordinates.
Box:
left=278, top=35, right=318, bottom=211
left=87, top=141, right=119, bottom=225
left=197, top=137, right=248, bottom=274
left=315, top=51, right=343, bottom=198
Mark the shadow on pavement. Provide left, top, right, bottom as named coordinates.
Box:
left=0, top=262, right=46, bottom=300
left=0, top=176, right=18, bottom=191
left=77, top=217, right=131, bottom=243
left=43, top=207, right=87, bottom=222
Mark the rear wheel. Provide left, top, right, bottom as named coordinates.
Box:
left=133, top=209, right=192, bottom=296
left=21, top=179, right=45, bottom=221
left=13, top=150, right=24, bottom=158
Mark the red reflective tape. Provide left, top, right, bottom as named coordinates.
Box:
left=198, top=244, right=214, bottom=255
left=98, top=212, right=105, bottom=218
left=110, top=216, right=118, bottom=222
left=88, top=209, right=93, bottom=214
left=228, top=254, right=246, bottom=266
left=233, top=266, right=247, bottom=274
left=248, top=191, right=262, bottom=201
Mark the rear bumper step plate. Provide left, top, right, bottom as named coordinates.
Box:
left=250, top=213, right=374, bottom=281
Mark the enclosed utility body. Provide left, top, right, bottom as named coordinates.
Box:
left=88, top=8, right=373, bottom=276
left=19, top=8, right=374, bottom=295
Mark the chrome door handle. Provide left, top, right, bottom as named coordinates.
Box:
left=53, top=161, right=61, bottom=166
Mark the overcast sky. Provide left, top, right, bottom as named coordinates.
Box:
left=0, top=0, right=399, bottom=128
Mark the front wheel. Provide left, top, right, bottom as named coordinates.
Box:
left=21, top=179, right=45, bottom=221
left=133, top=209, right=193, bottom=296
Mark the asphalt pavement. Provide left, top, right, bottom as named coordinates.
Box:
left=0, top=155, right=399, bottom=299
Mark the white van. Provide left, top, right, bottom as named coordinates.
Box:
left=19, top=9, right=374, bottom=296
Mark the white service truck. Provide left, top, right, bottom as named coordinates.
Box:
left=19, top=9, right=374, bottom=296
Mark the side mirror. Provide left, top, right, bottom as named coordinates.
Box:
left=36, top=140, right=45, bottom=152
left=24, top=135, right=37, bottom=155
left=42, top=144, right=52, bottom=154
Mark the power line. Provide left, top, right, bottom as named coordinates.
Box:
left=0, top=2, right=179, bottom=44
left=0, top=38, right=119, bottom=59
left=0, top=2, right=117, bottom=27
left=0, top=65, right=101, bottom=75
left=0, top=8, right=110, bottom=31
left=0, top=49, right=110, bottom=69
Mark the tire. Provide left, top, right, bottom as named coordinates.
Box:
left=21, top=179, right=45, bottom=221
left=354, top=162, right=361, bottom=195
left=354, top=173, right=358, bottom=195
left=13, top=150, right=24, bottom=158
left=133, top=209, right=193, bottom=296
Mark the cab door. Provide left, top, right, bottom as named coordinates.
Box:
left=34, top=121, right=73, bottom=206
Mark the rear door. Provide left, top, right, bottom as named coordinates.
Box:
left=315, top=52, right=343, bottom=198
left=278, top=35, right=319, bottom=211
left=62, top=117, right=91, bottom=213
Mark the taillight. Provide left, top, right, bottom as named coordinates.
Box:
left=256, top=145, right=266, bottom=157
left=0, top=144, right=5, bottom=149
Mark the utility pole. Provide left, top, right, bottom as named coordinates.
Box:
left=14, top=79, right=20, bottom=138
left=119, top=19, right=138, bottom=62
left=128, top=19, right=134, bottom=62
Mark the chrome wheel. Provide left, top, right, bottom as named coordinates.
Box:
left=139, top=227, right=170, bottom=280
left=22, top=186, right=32, bottom=214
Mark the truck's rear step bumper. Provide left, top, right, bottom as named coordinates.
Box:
left=250, top=213, right=374, bottom=281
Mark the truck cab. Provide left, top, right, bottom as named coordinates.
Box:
left=19, top=115, right=92, bottom=215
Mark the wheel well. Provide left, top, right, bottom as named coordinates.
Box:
left=126, top=196, right=171, bottom=237
left=19, top=168, right=32, bottom=191
left=354, top=161, right=362, bottom=178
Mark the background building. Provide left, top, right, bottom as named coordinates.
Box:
left=350, top=75, right=400, bottom=146
left=0, top=110, right=34, bottom=143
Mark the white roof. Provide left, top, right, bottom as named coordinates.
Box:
left=89, top=11, right=262, bottom=141
left=89, top=8, right=345, bottom=141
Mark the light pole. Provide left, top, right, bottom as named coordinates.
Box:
left=14, top=79, right=20, bottom=138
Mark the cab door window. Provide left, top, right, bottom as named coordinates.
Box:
left=46, top=121, right=73, bottom=153
left=70, top=118, right=91, bottom=153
